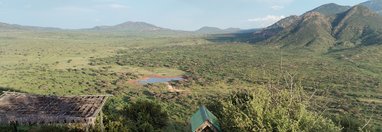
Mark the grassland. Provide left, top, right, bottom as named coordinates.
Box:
left=0, top=30, right=381, bottom=131
left=0, top=30, right=198, bottom=94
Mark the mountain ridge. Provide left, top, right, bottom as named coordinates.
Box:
left=91, top=21, right=168, bottom=32
left=196, top=26, right=241, bottom=34
left=309, top=3, right=351, bottom=16
left=0, top=21, right=245, bottom=35
left=244, top=3, right=382, bottom=52
left=360, top=0, right=382, bottom=15
left=0, top=22, right=61, bottom=31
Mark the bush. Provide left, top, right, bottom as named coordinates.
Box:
left=208, top=86, right=341, bottom=132
left=123, top=100, right=169, bottom=132
left=0, top=125, right=82, bottom=132
left=331, top=114, right=376, bottom=132
left=104, top=119, right=130, bottom=132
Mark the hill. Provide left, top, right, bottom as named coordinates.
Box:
left=267, top=12, right=335, bottom=51
left=0, top=22, right=19, bottom=30
left=208, top=3, right=351, bottom=44
left=0, top=22, right=60, bottom=31
left=196, top=26, right=241, bottom=34
left=86, top=21, right=203, bottom=36
left=211, top=2, right=382, bottom=52
left=251, top=5, right=382, bottom=52
left=360, top=0, right=382, bottom=15
left=332, top=5, right=382, bottom=48
left=250, top=15, right=300, bottom=43
left=309, top=3, right=351, bottom=16
left=91, top=21, right=167, bottom=32
left=206, top=16, right=299, bottom=43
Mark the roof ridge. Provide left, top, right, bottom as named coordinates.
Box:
left=199, top=105, right=210, bottom=121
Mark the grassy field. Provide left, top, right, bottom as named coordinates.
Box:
left=0, top=30, right=381, bottom=131
left=0, top=30, right=197, bottom=94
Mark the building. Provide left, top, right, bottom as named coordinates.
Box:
left=0, top=92, right=108, bottom=131
left=190, top=105, right=221, bottom=132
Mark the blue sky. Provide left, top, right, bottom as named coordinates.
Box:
left=0, top=0, right=366, bottom=30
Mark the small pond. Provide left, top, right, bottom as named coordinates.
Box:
left=138, top=77, right=184, bottom=84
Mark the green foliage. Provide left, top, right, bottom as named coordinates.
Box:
left=333, top=5, right=382, bottom=46
left=102, top=98, right=171, bottom=131
left=92, top=44, right=381, bottom=92
left=0, top=125, right=15, bottom=132
left=123, top=100, right=169, bottom=131
left=1, top=20, right=382, bottom=131
left=91, top=43, right=382, bottom=129
left=208, top=86, right=341, bottom=132
left=0, top=125, right=83, bottom=132
left=104, top=120, right=130, bottom=132
left=331, top=114, right=378, bottom=132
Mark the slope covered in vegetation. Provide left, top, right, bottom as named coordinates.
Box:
left=1, top=1, right=382, bottom=131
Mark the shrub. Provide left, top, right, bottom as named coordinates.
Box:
left=331, top=114, right=376, bottom=132
left=123, top=100, right=169, bottom=131
left=208, top=86, right=341, bottom=132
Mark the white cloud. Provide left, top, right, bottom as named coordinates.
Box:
left=248, top=15, right=285, bottom=27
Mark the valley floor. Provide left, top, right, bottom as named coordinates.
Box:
left=0, top=30, right=381, bottom=131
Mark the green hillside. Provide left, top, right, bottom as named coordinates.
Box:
left=360, top=0, right=382, bottom=15
left=0, top=22, right=60, bottom=31
left=332, top=6, right=382, bottom=48
left=251, top=5, right=382, bottom=52
left=92, top=21, right=166, bottom=31
left=266, top=12, right=335, bottom=52
left=1, top=1, right=382, bottom=131
left=310, top=3, right=351, bottom=16
left=196, top=26, right=241, bottom=34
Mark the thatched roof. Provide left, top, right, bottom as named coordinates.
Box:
left=0, top=92, right=108, bottom=125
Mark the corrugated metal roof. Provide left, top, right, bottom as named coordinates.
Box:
left=190, top=105, right=221, bottom=132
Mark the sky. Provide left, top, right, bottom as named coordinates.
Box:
left=0, top=0, right=367, bottom=31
